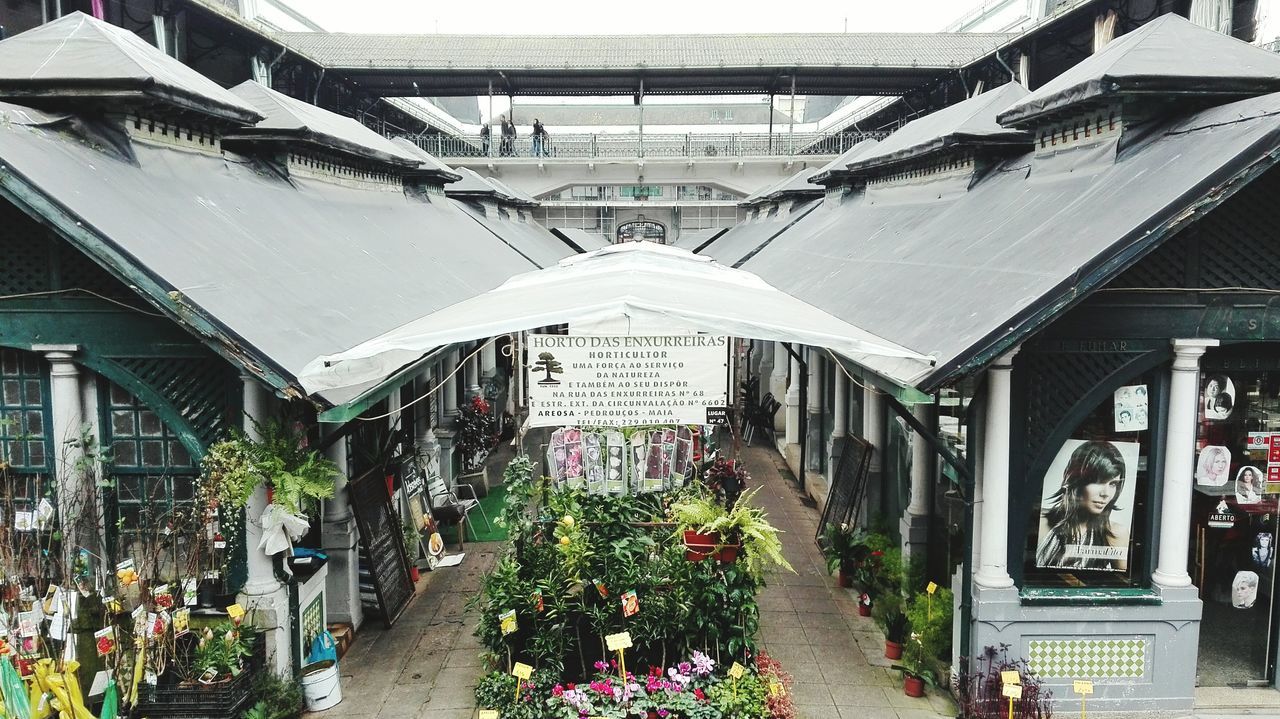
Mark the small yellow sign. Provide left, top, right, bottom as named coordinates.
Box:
left=512, top=662, right=533, bottom=680
left=768, top=680, right=785, bottom=697
left=1000, top=670, right=1021, bottom=685
left=1074, top=680, right=1094, bottom=695
left=225, top=603, right=245, bottom=621
left=478, top=712, right=499, bottom=719
left=926, top=581, right=938, bottom=594
left=1002, top=683, right=1023, bottom=699
left=605, top=632, right=633, bottom=651
left=728, top=662, right=746, bottom=680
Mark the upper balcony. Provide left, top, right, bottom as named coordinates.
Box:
left=407, top=131, right=885, bottom=163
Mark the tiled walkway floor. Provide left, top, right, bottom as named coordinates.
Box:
left=746, top=445, right=955, bottom=719
left=312, top=442, right=955, bottom=719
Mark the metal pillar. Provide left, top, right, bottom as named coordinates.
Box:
left=788, top=74, right=796, bottom=155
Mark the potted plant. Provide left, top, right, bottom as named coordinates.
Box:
left=872, top=592, right=909, bottom=659
left=670, top=487, right=794, bottom=578
left=703, top=457, right=749, bottom=507
left=456, top=396, right=496, bottom=497
left=403, top=517, right=421, bottom=582
left=893, top=634, right=936, bottom=698
left=821, top=523, right=871, bottom=588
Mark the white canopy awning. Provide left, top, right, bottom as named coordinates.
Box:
left=299, top=243, right=935, bottom=395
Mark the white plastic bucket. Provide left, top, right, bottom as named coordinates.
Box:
left=302, top=660, right=342, bottom=712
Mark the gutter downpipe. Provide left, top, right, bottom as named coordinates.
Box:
left=994, top=50, right=1017, bottom=83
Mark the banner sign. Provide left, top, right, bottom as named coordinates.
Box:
left=527, top=334, right=729, bottom=427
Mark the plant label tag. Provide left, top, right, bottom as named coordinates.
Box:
left=532, top=590, right=544, bottom=613
left=605, top=632, right=633, bottom=651
left=1001, top=670, right=1021, bottom=685
left=499, top=609, right=517, bottom=636
left=768, top=680, right=785, bottom=697
left=1074, top=680, right=1094, bottom=695
left=621, top=589, right=639, bottom=617
left=926, top=581, right=938, bottom=594
left=512, top=662, right=533, bottom=680
left=728, top=662, right=746, bottom=680
left=477, top=712, right=499, bottom=719
left=1002, top=683, right=1023, bottom=699
left=225, top=603, right=245, bottom=622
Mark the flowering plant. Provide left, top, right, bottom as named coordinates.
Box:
left=457, top=396, right=497, bottom=473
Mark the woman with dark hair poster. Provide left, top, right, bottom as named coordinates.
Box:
left=1235, top=466, right=1265, bottom=505
left=1036, top=439, right=1140, bottom=571
left=1203, top=374, right=1236, bottom=420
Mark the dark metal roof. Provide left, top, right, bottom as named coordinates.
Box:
left=0, top=101, right=539, bottom=404
left=672, top=227, right=728, bottom=252
left=0, top=12, right=262, bottom=124
left=388, top=137, right=463, bottom=183
left=455, top=202, right=577, bottom=267
left=999, top=13, right=1280, bottom=127
left=736, top=90, right=1280, bottom=390
left=764, top=168, right=825, bottom=200
left=227, top=80, right=422, bottom=167
left=700, top=199, right=822, bottom=265
left=551, top=227, right=612, bottom=252
left=271, top=30, right=1014, bottom=96
left=445, top=167, right=519, bottom=203
left=809, top=138, right=879, bottom=184
left=847, top=82, right=1030, bottom=173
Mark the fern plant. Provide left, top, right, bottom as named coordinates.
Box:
left=671, top=487, right=793, bottom=579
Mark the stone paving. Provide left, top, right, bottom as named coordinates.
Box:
left=746, top=445, right=956, bottom=719
left=310, top=443, right=956, bottom=719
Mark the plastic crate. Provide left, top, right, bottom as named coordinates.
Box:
left=135, top=670, right=252, bottom=719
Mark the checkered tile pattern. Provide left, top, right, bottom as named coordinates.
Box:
left=1028, top=639, right=1147, bottom=679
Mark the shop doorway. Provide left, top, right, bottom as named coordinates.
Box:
left=1192, top=350, right=1280, bottom=686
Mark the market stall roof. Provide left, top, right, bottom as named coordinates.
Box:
left=763, top=168, right=824, bottom=200
left=846, top=82, right=1030, bottom=174
left=0, top=12, right=262, bottom=125
left=388, top=137, right=463, bottom=183
left=445, top=167, right=520, bottom=203
left=227, top=81, right=421, bottom=167
left=552, top=227, right=612, bottom=252
left=698, top=199, right=821, bottom=266
left=809, top=139, right=879, bottom=185
left=998, top=13, right=1280, bottom=128
left=299, top=242, right=935, bottom=395
left=672, top=228, right=727, bottom=252
left=0, top=99, right=539, bottom=405
left=738, top=88, right=1280, bottom=391
left=455, top=201, right=578, bottom=268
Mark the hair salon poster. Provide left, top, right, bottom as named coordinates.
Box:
left=1035, top=439, right=1140, bottom=571
left=526, top=334, right=730, bottom=427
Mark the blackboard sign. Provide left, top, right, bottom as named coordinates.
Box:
left=348, top=466, right=414, bottom=628
left=816, top=435, right=872, bottom=545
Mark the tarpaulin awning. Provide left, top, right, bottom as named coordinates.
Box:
left=299, top=242, right=935, bottom=394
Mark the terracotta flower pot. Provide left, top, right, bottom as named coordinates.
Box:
left=903, top=674, right=925, bottom=697
left=857, top=600, right=872, bottom=617
left=884, top=640, right=903, bottom=660
left=716, top=543, right=741, bottom=563
left=409, top=566, right=420, bottom=582
left=684, top=530, right=719, bottom=561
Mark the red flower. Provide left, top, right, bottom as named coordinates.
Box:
left=694, top=688, right=706, bottom=701
left=96, top=637, right=115, bottom=655
left=154, top=594, right=173, bottom=609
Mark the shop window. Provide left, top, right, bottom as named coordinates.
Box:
left=102, top=381, right=196, bottom=537
left=1021, top=371, right=1156, bottom=588
left=0, top=348, right=52, bottom=508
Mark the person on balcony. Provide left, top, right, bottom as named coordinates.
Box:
left=532, top=118, right=549, bottom=157
left=500, top=115, right=516, bottom=156
left=480, top=123, right=491, bottom=155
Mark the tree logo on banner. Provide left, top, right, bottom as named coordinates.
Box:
left=534, top=352, right=564, bottom=386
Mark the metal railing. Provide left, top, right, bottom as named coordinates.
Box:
left=400, top=131, right=885, bottom=161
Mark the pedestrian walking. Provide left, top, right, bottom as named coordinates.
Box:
left=532, top=118, right=548, bottom=157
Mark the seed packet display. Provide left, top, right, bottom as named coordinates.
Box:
left=564, top=428, right=585, bottom=490
left=643, top=432, right=665, bottom=493
left=584, top=432, right=606, bottom=495
left=631, top=432, right=650, bottom=491
left=660, top=429, right=677, bottom=490
left=673, top=426, right=694, bottom=484
left=548, top=428, right=568, bottom=485
left=605, top=431, right=628, bottom=495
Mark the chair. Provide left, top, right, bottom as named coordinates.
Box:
left=424, top=469, right=487, bottom=550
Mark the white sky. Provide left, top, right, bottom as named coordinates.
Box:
left=287, top=0, right=973, bottom=34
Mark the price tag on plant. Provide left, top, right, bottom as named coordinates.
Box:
left=512, top=662, right=533, bottom=680
left=1074, top=680, right=1094, bottom=695
left=728, top=662, right=746, bottom=680
left=477, top=712, right=499, bottom=719
left=605, top=632, right=633, bottom=651
left=1001, top=670, right=1021, bottom=685
left=926, top=581, right=938, bottom=594
left=768, top=680, right=785, bottom=697
left=621, top=589, right=639, bottom=617
left=225, top=603, right=245, bottom=622
left=499, top=609, right=518, bottom=636
left=1002, top=683, right=1023, bottom=699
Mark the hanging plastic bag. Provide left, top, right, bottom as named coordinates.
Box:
left=306, top=632, right=337, bottom=666
left=257, top=504, right=310, bottom=556
left=0, top=654, right=31, bottom=719
left=97, top=679, right=117, bottom=719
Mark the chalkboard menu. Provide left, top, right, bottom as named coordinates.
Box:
left=816, top=435, right=872, bottom=546
left=348, top=466, right=413, bottom=628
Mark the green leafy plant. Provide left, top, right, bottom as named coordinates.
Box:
left=242, top=670, right=303, bottom=719
left=670, top=486, right=794, bottom=579
left=457, top=396, right=496, bottom=474
left=193, top=622, right=255, bottom=681
left=893, top=634, right=939, bottom=687
left=201, top=438, right=260, bottom=510
left=200, top=421, right=337, bottom=519
left=873, top=592, right=910, bottom=644
left=820, top=523, right=874, bottom=577
left=906, top=585, right=954, bottom=665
